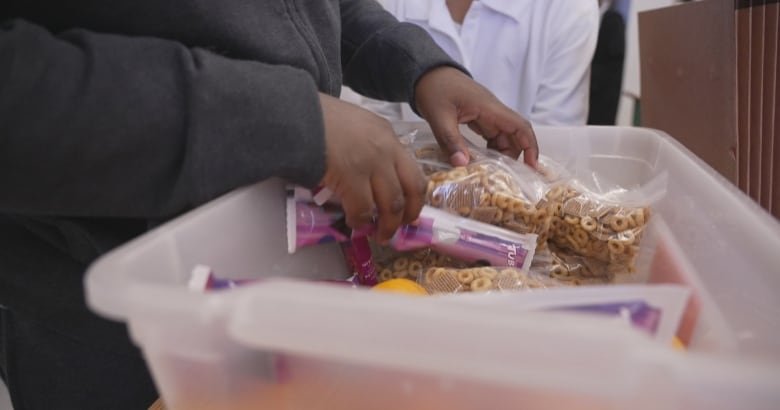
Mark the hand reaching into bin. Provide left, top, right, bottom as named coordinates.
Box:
left=319, top=93, right=426, bottom=243
left=414, top=67, right=539, bottom=168
left=319, top=67, right=540, bottom=242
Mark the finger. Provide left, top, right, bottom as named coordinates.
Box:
left=493, top=134, right=513, bottom=152
left=341, top=180, right=376, bottom=230
left=426, top=105, right=471, bottom=166
left=511, top=125, right=539, bottom=168
left=371, top=167, right=406, bottom=243
left=394, top=152, right=426, bottom=225
left=493, top=111, right=538, bottom=167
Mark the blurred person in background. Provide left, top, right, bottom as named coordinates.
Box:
left=588, top=0, right=628, bottom=125
left=354, top=0, right=600, bottom=126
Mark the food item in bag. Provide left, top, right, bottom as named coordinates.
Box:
left=388, top=205, right=537, bottom=271
left=373, top=246, right=565, bottom=294
left=420, top=266, right=555, bottom=294
left=546, top=184, right=652, bottom=276
left=424, top=161, right=554, bottom=248
left=288, top=184, right=538, bottom=273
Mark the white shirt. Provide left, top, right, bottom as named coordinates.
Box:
left=360, top=0, right=599, bottom=126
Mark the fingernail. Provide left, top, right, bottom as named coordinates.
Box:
left=450, top=151, right=468, bottom=166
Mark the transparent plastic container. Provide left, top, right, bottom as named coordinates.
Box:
left=86, top=125, right=780, bottom=409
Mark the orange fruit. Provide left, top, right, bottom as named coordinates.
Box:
left=372, top=279, right=428, bottom=296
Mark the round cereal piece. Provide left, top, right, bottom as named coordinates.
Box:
left=608, top=239, right=625, bottom=254
left=422, top=254, right=438, bottom=267
left=430, top=171, right=448, bottom=182
left=424, top=267, right=447, bottom=284
left=534, top=209, right=548, bottom=225
left=433, top=253, right=450, bottom=266
left=608, top=214, right=631, bottom=232
left=379, top=269, right=394, bottom=282
left=492, top=209, right=504, bottom=224
left=580, top=216, right=597, bottom=232
left=393, top=269, right=409, bottom=279
left=619, top=230, right=637, bottom=245
left=631, top=208, right=646, bottom=226
left=408, top=261, right=424, bottom=278
left=551, top=264, right=570, bottom=278
left=546, top=185, right=565, bottom=201
left=457, top=206, right=472, bottom=217
left=470, top=277, right=493, bottom=292
left=393, top=257, right=410, bottom=271
left=509, top=199, right=528, bottom=215
left=564, top=215, right=580, bottom=225
left=456, top=270, right=476, bottom=284
left=466, top=164, right=484, bottom=174
left=478, top=267, right=499, bottom=279
left=573, top=228, right=589, bottom=246
left=492, top=192, right=513, bottom=210
left=448, top=167, right=468, bottom=180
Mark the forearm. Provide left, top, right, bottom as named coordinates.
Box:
left=0, top=19, right=325, bottom=218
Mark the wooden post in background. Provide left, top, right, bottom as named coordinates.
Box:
left=640, top=0, right=779, bottom=218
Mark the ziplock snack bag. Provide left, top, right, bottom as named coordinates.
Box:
left=425, top=161, right=554, bottom=248
left=530, top=246, right=612, bottom=286
left=287, top=187, right=538, bottom=272
left=372, top=246, right=562, bottom=294
left=401, top=131, right=568, bottom=250
left=545, top=173, right=667, bottom=277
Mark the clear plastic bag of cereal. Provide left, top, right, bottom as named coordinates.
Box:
left=425, top=159, right=555, bottom=249
left=373, top=247, right=468, bottom=284
left=545, top=172, right=668, bottom=278
left=400, top=128, right=572, bottom=250
left=419, top=265, right=571, bottom=295
left=531, top=244, right=613, bottom=286
left=373, top=245, right=569, bottom=294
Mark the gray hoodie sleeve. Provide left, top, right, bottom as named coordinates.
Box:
left=339, top=0, right=469, bottom=109
left=0, top=19, right=325, bottom=219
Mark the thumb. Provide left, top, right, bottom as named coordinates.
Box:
left=426, top=107, right=471, bottom=167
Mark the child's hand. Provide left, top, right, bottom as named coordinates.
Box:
left=318, top=93, right=426, bottom=243
left=414, top=67, right=539, bottom=168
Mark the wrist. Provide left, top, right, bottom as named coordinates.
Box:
left=412, top=65, right=471, bottom=114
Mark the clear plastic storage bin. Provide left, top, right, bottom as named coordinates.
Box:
left=86, top=125, right=780, bottom=409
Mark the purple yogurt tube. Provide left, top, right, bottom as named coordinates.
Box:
left=341, top=237, right=378, bottom=286
left=389, top=206, right=537, bottom=271
left=289, top=199, right=538, bottom=271
left=287, top=187, right=349, bottom=254
left=552, top=300, right=662, bottom=336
